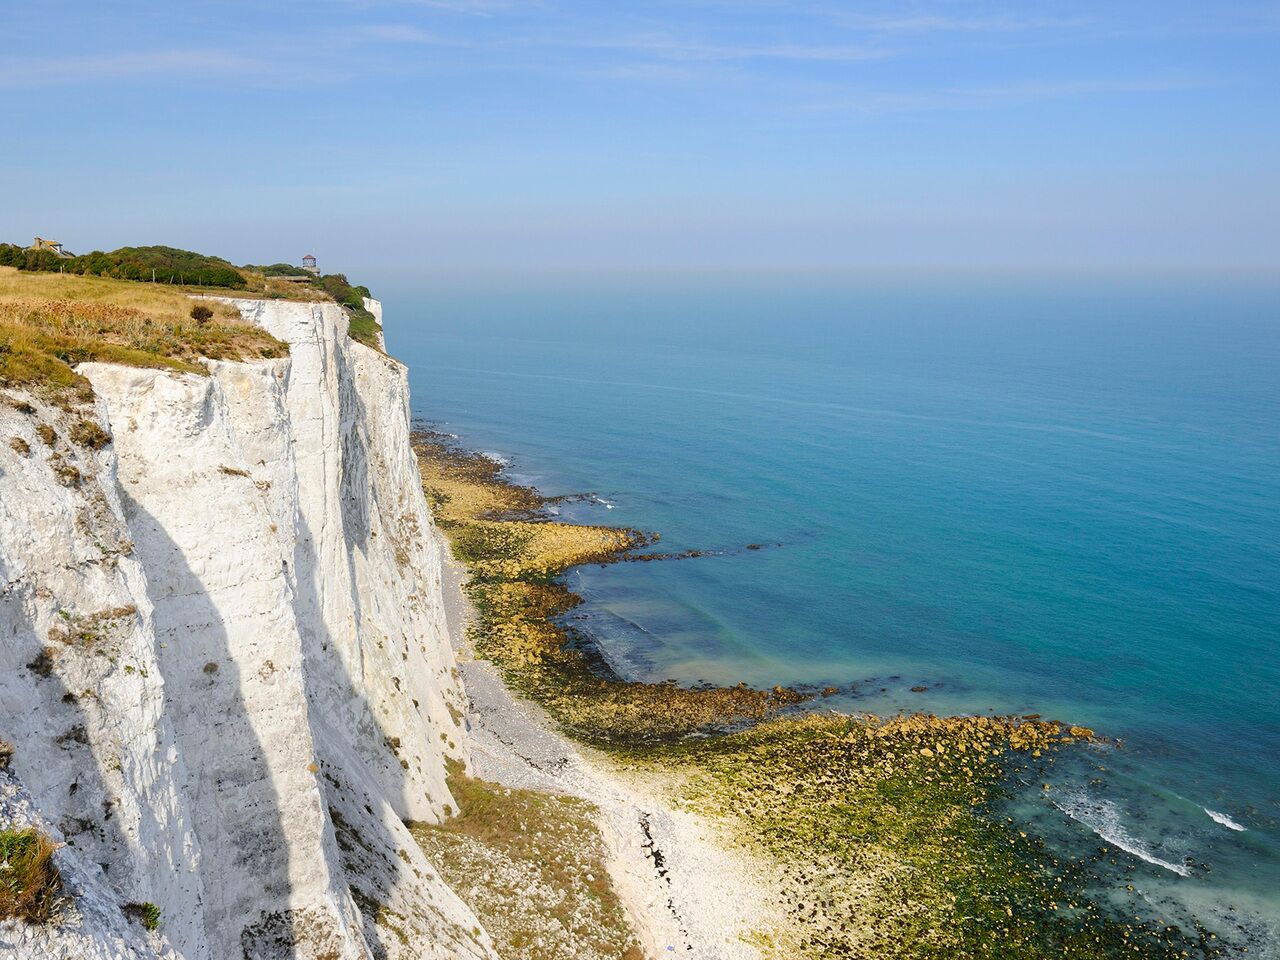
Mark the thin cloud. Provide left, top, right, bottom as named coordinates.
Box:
left=355, top=23, right=460, bottom=44
left=581, top=33, right=890, bottom=63
left=808, top=77, right=1209, bottom=114
left=0, top=49, right=270, bottom=85
left=837, top=14, right=1087, bottom=33
left=395, top=0, right=526, bottom=14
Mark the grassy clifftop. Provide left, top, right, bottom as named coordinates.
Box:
left=0, top=237, right=388, bottom=396
left=1, top=241, right=383, bottom=351
left=0, top=268, right=286, bottom=398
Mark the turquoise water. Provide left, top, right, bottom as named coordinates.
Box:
left=388, top=274, right=1279, bottom=952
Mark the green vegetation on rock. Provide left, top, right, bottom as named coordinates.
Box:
left=626, top=712, right=1221, bottom=960
left=0, top=827, right=61, bottom=923
left=125, top=901, right=162, bottom=931
left=241, top=264, right=383, bottom=349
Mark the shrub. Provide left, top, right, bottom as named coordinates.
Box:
left=190, top=304, right=214, bottom=325
left=0, top=243, right=247, bottom=289
left=346, top=308, right=383, bottom=349
left=53, top=462, right=81, bottom=487
left=69, top=419, right=111, bottom=449
left=124, top=901, right=161, bottom=931
left=0, top=828, right=61, bottom=923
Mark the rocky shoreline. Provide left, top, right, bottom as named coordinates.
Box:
left=413, top=427, right=1226, bottom=960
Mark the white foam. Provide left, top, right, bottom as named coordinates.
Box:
left=1054, top=790, right=1191, bottom=877
left=1203, top=808, right=1246, bottom=832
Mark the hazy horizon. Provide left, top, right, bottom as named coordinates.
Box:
left=4, top=1, right=1277, bottom=282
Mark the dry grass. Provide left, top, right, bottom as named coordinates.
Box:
left=237, top=274, right=332, bottom=302
left=0, top=828, right=61, bottom=923
left=0, top=267, right=286, bottom=397
left=46, top=605, right=138, bottom=647
left=0, top=263, right=322, bottom=306
left=0, top=266, right=246, bottom=316
left=412, top=761, right=643, bottom=960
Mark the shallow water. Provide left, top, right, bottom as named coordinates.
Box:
left=389, top=273, right=1280, bottom=952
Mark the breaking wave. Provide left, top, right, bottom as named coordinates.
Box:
left=1054, top=790, right=1191, bottom=877
left=1204, top=808, right=1246, bottom=832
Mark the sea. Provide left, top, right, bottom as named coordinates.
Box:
left=386, top=271, right=1279, bottom=952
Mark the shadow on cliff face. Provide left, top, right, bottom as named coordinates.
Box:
left=291, top=474, right=413, bottom=958
left=284, top=342, right=473, bottom=960
left=0, top=571, right=137, bottom=906
left=118, top=493, right=298, bottom=960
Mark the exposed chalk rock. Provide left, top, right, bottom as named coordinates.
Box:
left=0, top=298, right=495, bottom=959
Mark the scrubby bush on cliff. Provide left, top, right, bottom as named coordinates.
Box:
left=124, top=901, right=161, bottom=931
left=317, top=272, right=371, bottom=311
left=247, top=262, right=313, bottom=279
left=237, top=263, right=382, bottom=345
left=319, top=274, right=381, bottom=347
left=0, top=827, right=61, bottom=923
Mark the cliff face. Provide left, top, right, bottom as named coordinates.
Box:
left=0, top=299, right=496, bottom=959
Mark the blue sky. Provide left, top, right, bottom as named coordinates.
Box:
left=2, top=1, right=1278, bottom=282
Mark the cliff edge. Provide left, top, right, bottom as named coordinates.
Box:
left=0, top=297, right=496, bottom=959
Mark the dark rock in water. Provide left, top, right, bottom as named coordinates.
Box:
left=821, top=686, right=839, bottom=697
left=746, top=543, right=763, bottom=550
left=910, top=685, right=929, bottom=693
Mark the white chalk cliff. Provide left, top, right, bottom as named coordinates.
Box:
left=0, top=299, right=498, bottom=959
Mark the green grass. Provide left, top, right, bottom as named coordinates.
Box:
left=0, top=828, right=61, bottom=923
left=346, top=307, right=384, bottom=350
left=125, top=901, right=161, bottom=931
